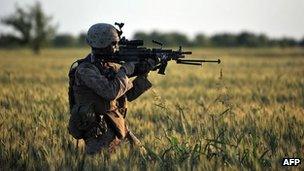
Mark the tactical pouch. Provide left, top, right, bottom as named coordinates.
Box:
left=68, top=105, right=86, bottom=139
left=68, top=103, right=106, bottom=139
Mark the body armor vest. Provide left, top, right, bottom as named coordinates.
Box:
left=68, top=54, right=127, bottom=139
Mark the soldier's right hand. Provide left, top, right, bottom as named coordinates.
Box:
left=121, top=62, right=137, bottom=76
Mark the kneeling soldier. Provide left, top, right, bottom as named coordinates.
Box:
left=68, top=23, right=155, bottom=154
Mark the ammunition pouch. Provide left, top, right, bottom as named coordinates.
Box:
left=68, top=104, right=107, bottom=139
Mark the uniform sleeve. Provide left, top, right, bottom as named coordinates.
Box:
left=76, top=63, right=133, bottom=100
left=126, top=75, right=152, bottom=102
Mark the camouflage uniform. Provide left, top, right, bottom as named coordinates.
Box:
left=73, top=54, right=152, bottom=154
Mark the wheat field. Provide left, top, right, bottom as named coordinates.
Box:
left=0, top=48, right=303, bottom=170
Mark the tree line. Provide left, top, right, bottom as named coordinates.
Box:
left=2, top=30, right=303, bottom=49
left=0, top=2, right=303, bottom=54
left=134, top=31, right=304, bottom=48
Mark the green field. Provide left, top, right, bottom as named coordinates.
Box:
left=0, top=48, right=303, bottom=170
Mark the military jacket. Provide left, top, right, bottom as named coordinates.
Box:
left=73, top=54, right=152, bottom=138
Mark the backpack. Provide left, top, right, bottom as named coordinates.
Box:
left=68, top=58, right=86, bottom=111
left=67, top=57, right=86, bottom=139
left=67, top=55, right=113, bottom=139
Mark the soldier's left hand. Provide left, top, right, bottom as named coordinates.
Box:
left=134, top=58, right=158, bottom=76
left=121, top=62, right=137, bottom=76
left=146, top=58, right=158, bottom=70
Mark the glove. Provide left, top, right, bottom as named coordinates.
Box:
left=146, top=58, right=157, bottom=69
left=120, top=62, right=136, bottom=76
left=133, top=58, right=158, bottom=76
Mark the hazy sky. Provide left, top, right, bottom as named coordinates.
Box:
left=0, top=0, right=303, bottom=39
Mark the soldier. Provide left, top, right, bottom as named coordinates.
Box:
left=68, top=23, right=155, bottom=155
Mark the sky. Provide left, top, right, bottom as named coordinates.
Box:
left=0, top=0, right=303, bottom=40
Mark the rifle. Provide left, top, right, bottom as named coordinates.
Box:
left=105, top=22, right=221, bottom=75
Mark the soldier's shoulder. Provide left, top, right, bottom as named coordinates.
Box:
left=77, top=61, right=97, bottom=70
left=75, top=62, right=99, bottom=76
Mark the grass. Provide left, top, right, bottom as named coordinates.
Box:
left=0, top=47, right=303, bottom=170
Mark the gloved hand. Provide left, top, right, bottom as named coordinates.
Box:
left=121, top=62, right=136, bottom=76
left=146, top=58, right=158, bottom=69
left=133, top=58, right=158, bottom=76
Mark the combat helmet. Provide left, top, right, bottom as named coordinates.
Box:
left=86, top=23, right=119, bottom=48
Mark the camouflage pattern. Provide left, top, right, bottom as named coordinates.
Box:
left=85, top=126, right=117, bottom=155
left=72, top=54, right=152, bottom=154
left=75, top=61, right=133, bottom=101
left=86, top=23, right=119, bottom=48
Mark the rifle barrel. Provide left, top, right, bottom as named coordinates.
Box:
left=176, top=60, right=202, bottom=66
left=178, top=59, right=221, bottom=64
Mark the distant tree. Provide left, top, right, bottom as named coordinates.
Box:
left=0, top=34, right=21, bottom=47
left=150, top=31, right=164, bottom=45
left=77, top=32, right=87, bottom=47
left=1, top=2, right=55, bottom=54
left=257, top=34, right=270, bottom=47
left=133, top=31, right=152, bottom=46
left=133, top=31, right=190, bottom=47
left=299, top=37, right=304, bottom=47
left=193, top=33, right=209, bottom=47
left=210, top=33, right=237, bottom=47
left=133, top=31, right=149, bottom=40
left=167, top=32, right=190, bottom=46
left=52, top=34, right=75, bottom=47
left=236, top=32, right=260, bottom=47
left=277, top=37, right=297, bottom=47
left=30, top=2, right=55, bottom=53
left=1, top=6, right=32, bottom=45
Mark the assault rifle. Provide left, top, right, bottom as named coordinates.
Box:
left=105, top=23, right=221, bottom=75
